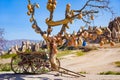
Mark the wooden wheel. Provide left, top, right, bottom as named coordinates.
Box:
left=11, top=55, right=25, bottom=73
left=21, top=54, right=36, bottom=73
left=32, top=58, right=51, bottom=74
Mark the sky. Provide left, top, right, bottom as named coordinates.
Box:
left=0, top=0, right=120, bottom=40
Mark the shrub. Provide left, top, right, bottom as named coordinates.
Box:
left=114, top=61, right=120, bottom=67
left=79, top=71, right=87, bottom=74
left=0, top=53, right=16, bottom=59
left=0, top=63, right=11, bottom=71
left=99, top=71, right=120, bottom=75
left=76, top=51, right=85, bottom=56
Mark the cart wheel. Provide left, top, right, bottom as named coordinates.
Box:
left=11, top=55, right=24, bottom=73
left=32, top=58, right=48, bottom=74
left=22, top=57, right=36, bottom=73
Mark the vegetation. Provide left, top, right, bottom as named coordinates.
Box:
left=0, top=53, right=16, bottom=59
left=57, top=50, right=85, bottom=58
left=99, top=71, right=120, bottom=75
left=76, top=51, right=85, bottom=56
left=0, top=63, right=11, bottom=72
left=57, top=50, right=72, bottom=58
left=114, top=61, right=120, bottom=67
left=79, top=71, right=88, bottom=74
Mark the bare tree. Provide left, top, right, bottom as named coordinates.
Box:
left=26, top=0, right=113, bottom=70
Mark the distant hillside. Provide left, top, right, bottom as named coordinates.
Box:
left=4, top=39, right=40, bottom=51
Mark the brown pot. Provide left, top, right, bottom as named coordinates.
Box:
left=90, top=15, right=94, bottom=20
left=100, top=41, right=104, bottom=46
left=32, top=24, right=37, bottom=29
left=27, top=11, right=31, bottom=16
left=47, top=3, right=53, bottom=11
left=96, top=28, right=103, bottom=35
left=84, top=31, right=89, bottom=38
left=78, top=13, right=83, bottom=19
left=27, top=4, right=32, bottom=10
left=43, top=33, right=47, bottom=39
left=110, top=41, right=115, bottom=46
left=30, top=18, right=34, bottom=22
left=36, top=4, right=40, bottom=8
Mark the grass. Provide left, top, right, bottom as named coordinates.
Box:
left=0, top=53, right=17, bottom=59
left=79, top=71, right=88, bottom=74
left=57, top=50, right=85, bottom=58
left=99, top=71, right=120, bottom=75
left=114, top=61, right=120, bottom=67
left=0, top=63, right=11, bottom=72
left=76, top=51, right=85, bottom=56
left=57, top=50, right=72, bottom=58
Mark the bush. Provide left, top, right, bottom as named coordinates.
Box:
left=99, top=71, right=120, bottom=75
left=76, top=51, right=85, bottom=56
left=114, top=61, right=120, bottom=67
left=0, top=53, right=16, bottom=59
left=0, top=63, right=11, bottom=71
left=79, top=71, right=87, bottom=74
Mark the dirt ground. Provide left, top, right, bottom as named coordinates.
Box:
left=61, top=47, right=120, bottom=74
left=0, top=43, right=120, bottom=80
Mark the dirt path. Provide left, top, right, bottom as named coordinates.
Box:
left=0, top=47, right=120, bottom=80
left=60, top=48, right=120, bottom=74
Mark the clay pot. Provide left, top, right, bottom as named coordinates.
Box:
left=36, top=4, right=40, bottom=8
left=110, top=41, right=115, bottom=46
left=90, top=15, right=94, bottom=20
left=66, top=4, right=71, bottom=12
left=45, top=18, right=50, bottom=23
left=30, top=9, right=33, bottom=13
left=96, top=28, right=103, bottom=35
left=70, top=19, right=74, bottom=24
left=47, top=3, right=53, bottom=11
left=92, top=34, right=97, bottom=40
left=27, top=4, right=32, bottom=10
left=88, top=34, right=93, bottom=39
left=78, top=13, right=83, bottom=19
left=43, top=33, right=47, bottom=39
left=30, top=18, right=34, bottom=22
left=27, top=11, right=31, bottom=16
left=100, top=41, right=104, bottom=46
left=84, top=31, right=89, bottom=38
left=32, top=24, right=37, bottom=29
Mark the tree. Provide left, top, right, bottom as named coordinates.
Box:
left=26, top=0, right=113, bottom=70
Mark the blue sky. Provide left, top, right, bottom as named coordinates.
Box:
left=0, top=0, right=120, bottom=40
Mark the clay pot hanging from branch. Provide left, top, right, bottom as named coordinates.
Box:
left=66, top=4, right=71, bottom=13
left=90, top=14, right=94, bottom=20
left=78, top=13, right=83, bottom=19
left=96, top=28, right=103, bottom=35
left=100, top=40, right=104, bottom=46
left=36, top=3, right=40, bottom=8
left=47, top=0, right=57, bottom=12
